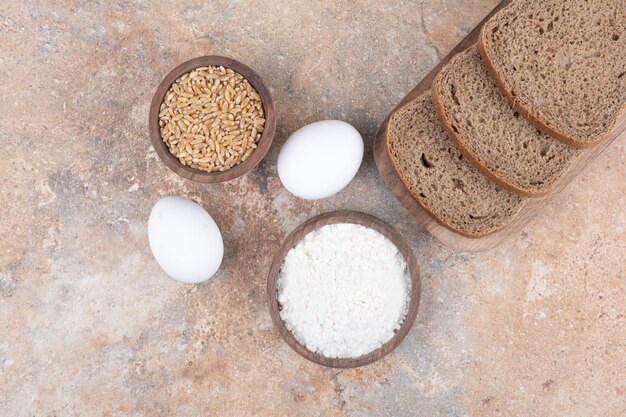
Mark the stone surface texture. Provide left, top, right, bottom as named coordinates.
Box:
left=1, top=1, right=624, bottom=416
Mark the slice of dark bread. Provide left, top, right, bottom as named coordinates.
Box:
left=479, top=0, right=626, bottom=148
left=386, top=92, right=526, bottom=237
left=432, top=45, right=582, bottom=196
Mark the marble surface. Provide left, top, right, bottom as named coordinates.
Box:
left=1, top=1, right=624, bottom=416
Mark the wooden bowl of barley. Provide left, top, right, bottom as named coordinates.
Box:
left=149, top=56, right=276, bottom=183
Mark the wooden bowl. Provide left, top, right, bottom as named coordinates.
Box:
left=149, top=56, right=276, bottom=183
left=267, top=210, right=421, bottom=368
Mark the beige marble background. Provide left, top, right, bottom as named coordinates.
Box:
left=1, top=1, right=624, bottom=416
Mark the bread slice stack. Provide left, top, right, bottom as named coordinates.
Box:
left=386, top=0, right=625, bottom=237
left=387, top=93, right=526, bottom=237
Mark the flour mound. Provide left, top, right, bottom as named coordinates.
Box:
left=278, top=223, right=410, bottom=359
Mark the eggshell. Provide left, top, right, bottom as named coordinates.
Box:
left=277, top=120, right=363, bottom=200
left=148, top=196, right=224, bottom=284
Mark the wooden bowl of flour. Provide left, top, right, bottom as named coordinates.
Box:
left=267, top=210, right=421, bottom=368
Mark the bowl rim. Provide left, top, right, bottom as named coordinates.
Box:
left=148, top=55, right=276, bottom=183
left=266, top=210, right=421, bottom=368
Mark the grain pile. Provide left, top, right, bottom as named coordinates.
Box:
left=158, top=66, right=266, bottom=172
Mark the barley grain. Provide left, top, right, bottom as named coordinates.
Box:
left=158, top=65, right=266, bottom=173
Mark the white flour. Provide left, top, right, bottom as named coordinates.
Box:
left=277, top=223, right=410, bottom=359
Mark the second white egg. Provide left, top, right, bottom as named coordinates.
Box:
left=277, top=120, right=364, bottom=200
left=148, top=196, right=223, bottom=284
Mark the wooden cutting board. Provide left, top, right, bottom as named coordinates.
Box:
left=374, top=0, right=626, bottom=252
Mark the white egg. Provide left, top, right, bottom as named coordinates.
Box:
left=148, top=196, right=224, bottom=284
left=277, top=120, right=364, bottom=200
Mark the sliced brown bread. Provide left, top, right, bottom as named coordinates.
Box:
left=479, top=0, right=626, bottom=148
left=432, top=45, right=582, bottom=197
left=386, top=92, right=526, bottom=237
